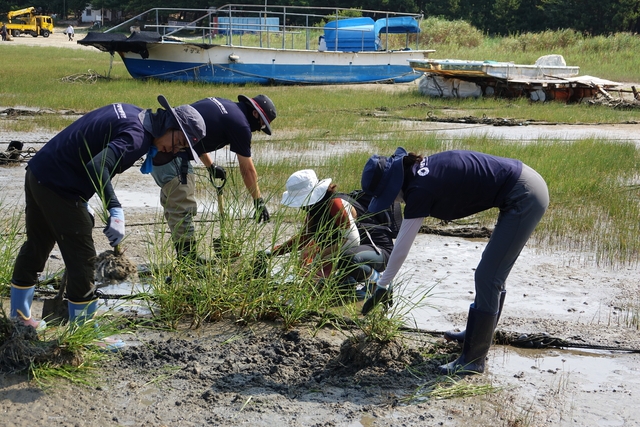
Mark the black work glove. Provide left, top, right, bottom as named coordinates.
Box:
left=254, top=197, right=270, bottom=223
left=207, top=164, right=227, bottom=184
left=361, top=285, right=393, bottom=316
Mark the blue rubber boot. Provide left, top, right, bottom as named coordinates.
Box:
left=68, top=299, right=99, bottom=325
left=355, top=270, right=379, bottom=301
left=438, top=304, right=498, bottom=375
left=10, top=284, right=46, bottom=331
left=68, top=300, right=125, bottom=352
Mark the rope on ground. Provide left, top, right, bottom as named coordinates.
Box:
left=399, top=326, right=640, bottom=353
left=0, top=147, right=38, bottom=165
left=60, top=69, right=105, bottom=84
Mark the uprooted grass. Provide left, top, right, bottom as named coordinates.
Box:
left=0, top=309, right=123, bottom=385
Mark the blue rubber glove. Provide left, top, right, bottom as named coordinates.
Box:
left=103, top=207, right=125, bottom=247
left=140, top=145, right=158, bottom=174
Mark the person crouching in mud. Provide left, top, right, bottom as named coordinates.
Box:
left=360, top=147, right=549, bottom=375
left=9, top=95, right=206, bottom=350
left=261, top=169, right=393, bottom=298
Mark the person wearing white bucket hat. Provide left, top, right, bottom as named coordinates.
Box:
left=258, top=169, right=395, bottom=299
left=10, top=95, right=205, bottom=341
left=263, top=169, right=361, bottom=281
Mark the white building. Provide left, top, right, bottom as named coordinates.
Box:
left=80, top=5, right=120, bottom=24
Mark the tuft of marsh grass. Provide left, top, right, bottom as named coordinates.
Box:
left=409, top=376, right=501, bottom=401
left=0, top=310, right=125, bottom=387
left=0, top=200, right=23, bottom=293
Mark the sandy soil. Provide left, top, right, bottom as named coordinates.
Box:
left=1, top=32, right=640, bottom=427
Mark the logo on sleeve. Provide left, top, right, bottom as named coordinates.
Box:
left=208, top=97, right=228, bottom=114
left=113, top=103, right=127, bottom=119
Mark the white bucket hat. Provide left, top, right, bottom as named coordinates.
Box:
left=281, top=169, right=332, bottom=208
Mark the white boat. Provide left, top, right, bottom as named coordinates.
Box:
left=408, top=55, right=580, bottom=80
left=78, top=4, right=435, bottom=85
left=409, top=55, right=620, bottom=101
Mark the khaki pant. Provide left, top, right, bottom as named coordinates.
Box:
left=159, top=174, right=197, bottom=244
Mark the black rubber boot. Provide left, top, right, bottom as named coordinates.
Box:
left=438, top=305, right=498, bottom=375
left=175, top=239, right=208, bottom=265
left=444, top=290, right=506, bottom=344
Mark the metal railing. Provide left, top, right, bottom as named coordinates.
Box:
left=104, top=4, right=425, bottom=52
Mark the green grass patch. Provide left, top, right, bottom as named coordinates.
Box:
left=1, top=34, right=639, bottom=340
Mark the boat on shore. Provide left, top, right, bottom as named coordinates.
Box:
left=409, top=55, right=620, bottom=102
left=78, top=4, right=435, bottom=85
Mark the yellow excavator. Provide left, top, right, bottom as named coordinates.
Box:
left=5, top=7, right=54, bottom=38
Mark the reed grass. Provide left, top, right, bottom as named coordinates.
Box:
left=0, top=200, right=22, bottom=293
left=1, top=31, right=639, bottom=351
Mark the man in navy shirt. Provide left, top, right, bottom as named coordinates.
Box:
left=151, top=94, right=276, bottom=262
left=360, top=148, right=549, bottom=376
left=10, top=95, right=205, bottom=335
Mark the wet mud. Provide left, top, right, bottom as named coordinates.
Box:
left=1, top=39, right=639, bottom=424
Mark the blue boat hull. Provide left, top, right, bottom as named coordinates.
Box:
left=121, top=57, right=422, bottom=84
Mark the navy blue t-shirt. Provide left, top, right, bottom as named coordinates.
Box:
left=28, top=103, right=152, bottom=201
left=403, top=150, right=523, bottom=220
left=190, top=98, right=252, bottom=158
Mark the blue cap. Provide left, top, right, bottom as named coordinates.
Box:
left=361, top=147, right=407, bottom=213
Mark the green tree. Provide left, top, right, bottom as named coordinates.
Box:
left=612, top=0, right=640, bottom=32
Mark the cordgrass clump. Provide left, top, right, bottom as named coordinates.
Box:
left=95, top=249, right=137, bottom=282
left=0, top=315, right=81, bottom=374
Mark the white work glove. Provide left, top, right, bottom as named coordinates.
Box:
left=103, top=207, right=125, bottom=247
left=82, top=202, right=95, bottom=226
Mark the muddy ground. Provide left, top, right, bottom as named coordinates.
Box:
left=2, top=133, right=640, bottom=427
left=2, top=31, right=640, bottom=427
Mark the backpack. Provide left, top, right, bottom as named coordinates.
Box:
left=337, top=189, right=403, bottom=239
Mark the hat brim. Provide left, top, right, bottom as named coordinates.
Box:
left=281, top=178, right=332, bottom=208
left=157, top=95, right=201, bottom=164
left=238, top=94, right=272, bottom=135
left=367, top=147, right=407, bottom=213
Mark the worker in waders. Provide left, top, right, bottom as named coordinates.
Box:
left=150, top=95, right=276, bottom=264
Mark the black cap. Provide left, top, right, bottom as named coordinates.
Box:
left=238, top=94, right=276, bottom=135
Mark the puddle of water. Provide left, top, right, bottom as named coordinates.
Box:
left=394, top=233, right=640, bottom=425
left=97, top=280, right=154, bottom=318
left=489, top=345, right=640, bottom=426
left=400, top=120, right=640, bottom=147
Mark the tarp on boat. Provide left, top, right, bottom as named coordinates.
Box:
left=374, top=17, right=421, bottom=34
left=78, top=31, right=165, bottom=58
left=323, top=16, right=421, bottom=52
left=324, top=17, right=376, bottom=52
